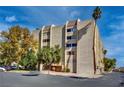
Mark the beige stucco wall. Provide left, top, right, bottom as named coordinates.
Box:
left=76, top=20, right=104, bottom=75
left=94, top=24, right=104, bottom=74
left=51, top=26, right=63, bottom=48
left=76, top=20, right=94, bottom=75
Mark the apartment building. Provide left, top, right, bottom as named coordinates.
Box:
left=33, top=19, right=104, bottom=75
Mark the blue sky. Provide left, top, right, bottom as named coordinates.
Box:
left=0, top=6, right=124, bottom=67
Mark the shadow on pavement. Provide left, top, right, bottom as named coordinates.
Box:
left=22, top=71, right=39, bottom=76
left=69, top=76, right=89, bottom=79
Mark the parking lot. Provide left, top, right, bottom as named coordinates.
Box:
left=0, top=72, right=124, bottom=87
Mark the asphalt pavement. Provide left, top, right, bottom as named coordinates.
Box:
left=0, top=72, right=124, bottom=87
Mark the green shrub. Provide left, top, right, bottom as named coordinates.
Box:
left=64, top=68, right=70, bottom=72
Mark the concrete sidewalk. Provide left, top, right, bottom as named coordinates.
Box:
left=8, top=70, right=104, bottom=78
left=40, top=70, right=104, bottom=78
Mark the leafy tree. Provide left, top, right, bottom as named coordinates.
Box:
left=0, top=42, right=13, bottom=65
left=20, top=49, right=37, bottom=70
left=103, top=49, right=116, bottom=71
left=104, top=58, right=116, bottom=71
left=0, top=25, right=38, bottom=65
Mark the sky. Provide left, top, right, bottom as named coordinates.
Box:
left=0, top=6, right=124, bottom=67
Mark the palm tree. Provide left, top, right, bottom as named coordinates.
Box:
left=103, top=49, right=107, bottom=56
left=37, top=46, right=51, bottom=71
left=92, top=6, right=102, bottom=74
left=37, top=45, right=62, bottom=74
left=53, top=45, right=61, bottom=64
left=47, top=45, right=62, bottom=74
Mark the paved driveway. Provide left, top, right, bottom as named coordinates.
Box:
left=0, top=72, right=123, bottom=87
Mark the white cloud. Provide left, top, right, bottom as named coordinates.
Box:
left=0, top=23, right=10, bottom=41
left=17, top=7, right=81, bottom=26
left=109, top=15, right=124, bottom=31
left=70, top=11, right=80, bottom=19
left=5, top=16, right=17, bottom=22
left=59, top=7, right=80, bottom=19
left=104, top=30, right=124, bottom=56
left=104, top=36, right=124, bottom=67
left=104, top=19, right=124, bottom=67
left=109, top=21, right=124, bottom=31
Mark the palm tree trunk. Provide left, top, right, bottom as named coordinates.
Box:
left=48, top=64, right=50, bottom=74
left=38, top=62, right=40, bottom=71
left=48, top=62, right=52, bottom=74
left=65, top=55, right=71, bottom=72
left=93, top=19, right=97, bottom=74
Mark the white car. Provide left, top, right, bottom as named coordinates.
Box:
left=0, top=67, right=6, bottom=72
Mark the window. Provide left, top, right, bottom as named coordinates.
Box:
left=66, top=43, right=77, bottom=48
left=67, top=51, right=72, bottom=55
left=46, top=32, right=50, bottom=35
left=67, top=28, right=76, bottom=32
left=43, top=32, right=50, bottom=36
left=71, top=28, right=76, bottom=32
left=66, top=44, right=71, bottom=47
left=67, top=36, right=72, bottom=40
left=67, top=29, right=71, bottom=32
left=43, top=39, right=50, bottom=42
left=67, top=36, right=76, bottom=40
left=71, top=51, right=75, bottom=55
left=72, top=43, right=77, bottom=47
left=72, top=36, right=76, bottom=39
left=67, top=51, right=75, bottom=55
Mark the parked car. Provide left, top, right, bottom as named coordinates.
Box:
left=0, top=67, right=6, bottom=72
left=112, top=68, right=119, bottom=72
left=0, top=66, right=11, bottom=71
left=18, top=65, right=25, bottom=70
left=10, top=66, right=17, bottom=70
left=3, top=66, right=12, bottom=71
